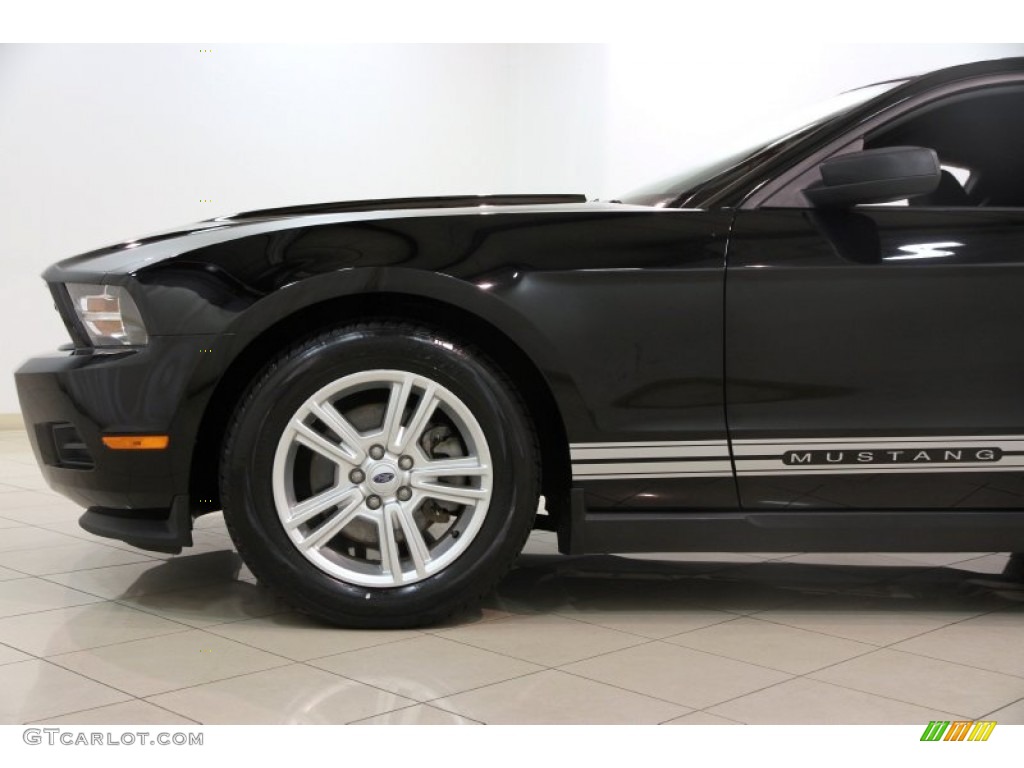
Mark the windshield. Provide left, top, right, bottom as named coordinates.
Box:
left=618, top=81, right=905, bottom=207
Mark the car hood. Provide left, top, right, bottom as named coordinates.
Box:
left=43, top=193, right=669, bottom=283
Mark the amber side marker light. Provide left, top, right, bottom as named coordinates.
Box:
left=102, top=435, right=169, bottom=450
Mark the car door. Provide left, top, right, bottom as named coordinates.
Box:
left=725, top=80, right=1024, bottom=510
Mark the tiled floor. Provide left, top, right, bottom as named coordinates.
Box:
left=1, top=428, right=1023, bottom=724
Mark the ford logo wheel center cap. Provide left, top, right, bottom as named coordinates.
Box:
left=366, top=462, right=401, bottom=495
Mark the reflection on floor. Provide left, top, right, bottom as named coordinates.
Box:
left=1, top=428, right=1023, bottom=724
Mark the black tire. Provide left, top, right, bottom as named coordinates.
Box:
left=220, top=320, right=539, bottom=628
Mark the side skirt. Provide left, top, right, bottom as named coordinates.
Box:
left=563, top=489, right=1024, bottom=554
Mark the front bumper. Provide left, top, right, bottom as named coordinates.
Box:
left=14, top=335, right=220, bottom=550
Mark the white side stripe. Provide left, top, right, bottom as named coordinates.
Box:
left=733, top=435, right=1024, bottom=446
left=569, top=440, right=731, bottom=480
left=734, top=443, right=1024, bottom=457
left=570, top=441, right=729, bottom=447
left=573, top=460, right=733, bottom=476
left=578, top=471, right=734, bottom=480
left=570, top=436, right=1024, bottom=481
left=737, top=464, right=1024, bottom=476
left=571, top=445, right=731, bottom=461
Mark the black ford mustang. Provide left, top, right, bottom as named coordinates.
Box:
left=15, top=57, right=1024, bottom=627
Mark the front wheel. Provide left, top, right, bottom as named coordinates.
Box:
left=221, top=321, right=539, bottom=627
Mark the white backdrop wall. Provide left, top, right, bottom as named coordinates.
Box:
left=1, top=43, right=1022, bottom=413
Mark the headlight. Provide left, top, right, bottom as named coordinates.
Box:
left=65, top=284, right=148, bottom=347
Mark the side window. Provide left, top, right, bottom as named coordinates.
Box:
left=861, top=85, right=1024, bottom=208
left=761, top=84, right=1024, bottom=209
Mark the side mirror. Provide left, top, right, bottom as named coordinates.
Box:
left=805, top=146, right=941, bottom=208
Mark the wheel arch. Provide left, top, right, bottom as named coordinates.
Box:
left=189, top=280, right=573, bottom=532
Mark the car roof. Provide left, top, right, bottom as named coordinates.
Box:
left=898, top=56, right=1024, bottom=93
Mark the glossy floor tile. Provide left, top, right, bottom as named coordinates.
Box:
left=205, top=612, right=424, bottom=661
left=1, top=659, right=130, bottom=724
left=0, top=526, right=82, bottom=553
left=752, top=596, right=994, bottom=646
left=890, top=607, right=1024, bottom=676
left=562, top=641, right=792, bottom=709
left=0, top=642, right=33, bottom=666
left=352, top=703, right=482, bottom=725
left=664, top=711, right=741, bottom=725
left=0, top=564, right=30, bottom=581
left=33, top=699, right=197, bottom=725
left=0, top=601, right=187, bottom=656
left=663, top=616, right=875, bottom=674
left=310, top=634, right=542, bottom=699
left=146, top=664, right=416, bottom=724
left=432, top=613, right=646, bottom=667
left=707, top=677, right=965, bottom=724
left=49, top=630, right=293, bottom=697
left=987, top=697, right=1024, bottom=722
left=0, top=540, right=158, bottom=575
left=1, top=428, right=1024, bottom=724
left=0, top=577, right=104, bottom=618
left=116, top=581, right=289, bottom=628
left=429, top=669, right=689, bottom=724
left=43, top=552, right=247, bottom=600
left=810, top=648, right=1024, bottom=717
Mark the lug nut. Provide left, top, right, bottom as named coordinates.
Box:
left=369, top=444, right=385, bottom=460
left=398, top=455, right=414, bottom=470
left=397, top=486, right=412, bottom=502
left=366, top=495, right=382, bottom=510
left=349, top=468, right=365, bottom=484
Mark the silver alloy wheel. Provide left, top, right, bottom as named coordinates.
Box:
left=271, top=369, right=493, bottom=587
